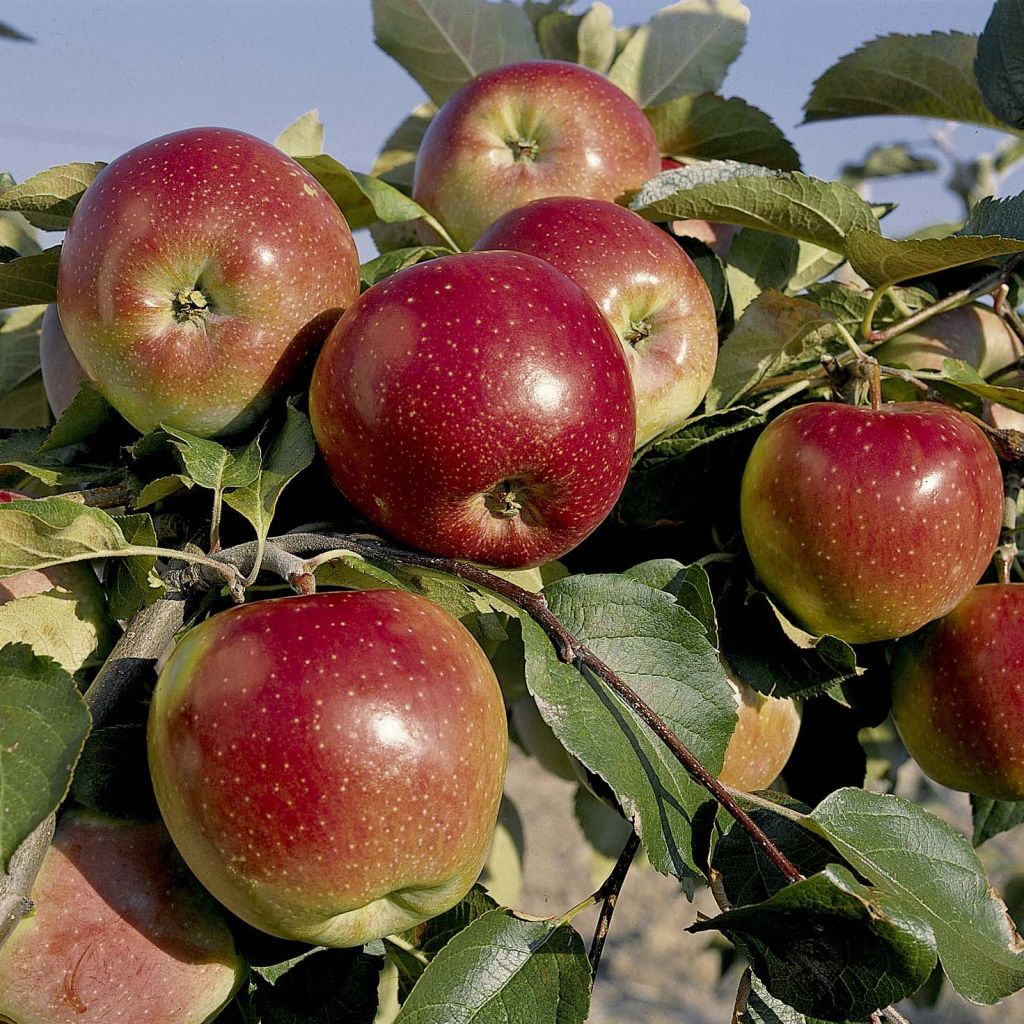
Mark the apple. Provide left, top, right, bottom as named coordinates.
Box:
left=474, top=196, right=718, bottom=447
left=891, top=583, right=1024, bottom=801
left=57, top=127, right=360, bottom=438
left=0, top=491, right=116, bottom=676
left=659, top=157, right=739, bottom=257
left=0, top=811, right=243, bottom=1024
left=412, top=61, right=661, bottom=249
left=39, top=305, right=89, bottom=421
left=985, top=365, right=1024, bottom=432
left=147, top=589, right=508, bottom=947
left=740, top=401, right=1003, bottom=644
left=871, top=304, right=1022, bottom=379
left=717, top=670, right=801, bottom=792
left=309, top=250, right=635, bottom=568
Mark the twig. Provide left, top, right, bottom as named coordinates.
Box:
left=588, top=830, right=641, bottom=978
left=0, top=814, right=55, bottom=953
left=60, top=481, right=132, bottom=509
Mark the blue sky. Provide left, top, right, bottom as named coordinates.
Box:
left=2, top=0, right=1015, bottom=250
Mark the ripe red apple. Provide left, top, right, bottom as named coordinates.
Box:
left=57, top=127, right=360, bottom=437
left=891, top=583, right=1024, bottom=801
left=39, top=305, right=88, bottom=420
left=147, top=589, right=508, bottom=947
left=475, top=196, right=718, bottom=447
left=872, top=304, right=1022, bottom=379
left=0, top=491, right=116, bottom=675
left=717, top=671, right=801, bottom=792
left=0, top=811, right=243, bottom=1024
left=413, top=61, right=661, bottom=249
left=740, top=402, right=1003, bottom=644
left=309, top=250, right=635, bottom=568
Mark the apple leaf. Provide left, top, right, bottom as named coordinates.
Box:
left=629, top=165, right=879, bottom=254
left=647, top=94, right=800, bottom=171
left=360, top=245, right=452, bottom=287
left=707, top=292, right=841, bottom=411
left=70, top=724, right=156, bottom=820
left=622, top=558, right=717, bottom=645
left=39, top=381, right=120, bottom=454
left=740, top=974, right=828, bottom=1024
left=274, top=110, right=324, bottom=158
left=804, top=32, right=1013, bottom=132
left=975, top=0, right=1024, bottom=129
left=607, top=0, right=749, bottom=109
left=223, top=403, right=315, bottom=563
left=725, top=230, right=800, bottom=316
left=0, top=245, right=59, bottom=307
left=619, top=405, right=766, bottom=527
left=691, top=865, right=937, bottom=1020
left=372, top=103, right=437, bottom=191
left=576, top=3, right=616, bottom=72
left=0, top=644, right=90, bottom=871
left=0, top=209, right=41, bottom=258
left=959, top=192, right=1024, bottom=242
left=841, top=143, right=938, bottom=184
left=805, top=788, right=1024, bottom=1002
left=394, top=908, right=591, bottom=1023
left=523, top=574, right=735, bottom=882
left=250, top=946, right=383, bottom=1024
left=164, top=426, right=262, bottom=494
left=846, top=228, right=1024, bottom=288
left=0, top=162, right=105, bottom=231
left=910, top=359, right=1024, bottom=415
left=107, top=512, right=165, bottom=621
left=0, top=306, right=44, bottom=397
left=803, top=281, right=935, bottom=335
left=535, top=11, right=580, bottom=62
left=0, top=374, right=49, bottom=430
left=296, top=155, right=431, bottom=231
left=372, top=0, right=542, bottom=106
left=972, top=795, right=1024, bottom=846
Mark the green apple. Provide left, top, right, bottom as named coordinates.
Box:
left=148, top=589, right=508, bottom=946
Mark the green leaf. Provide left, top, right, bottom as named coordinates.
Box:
left=647, top=94, right=800, bottom=170
left=846, top=228, right=1024, bottom=288
left=0, top=21, right=31, bottom=42
left=223, top=403, right=315, bottom=558
left=107, top=512, right=165, bottom=621
left=622, top=558, right=717, bottom=644
left=274, top=111, right=324, bottom=158
left=0, top=374, right=49, bottom=430
left=0, top=645, right=90, bottom=870
left=38, top=381, right=118, bottom=453
left=372, top=0, right=542, bottom=106
left=806, top=788, right=1024, bottom=1002
left=960, top=192, right=1024, bottom=241
left=740, top=974, right=822, bottom=1024
left=372, top=103, right=437, bottom=192
left=707, top=292, right=840, bottom=411
left=252, top=946, right=383, bottom=1023
left=840, top=143, right=938, bottom=184
left=0, top=306, right=44, bottom=397
left=577, top=3, right=616, bottom=73
left=525, top=574, right=735, bottom=881
left=976, top=0, right=1024, bottom=129
left=296, top=155, right=431, bottom=231
left=724, top=230, right=800, bottom=316
left=785, top=241, right=848, bottom=294
left=804, top=281, right=935, bottom=335
left=0, top=429, right=121, bottom=489
left=394, top=908, right=590, bottom=1023
left=629, top=165, right=879, bottom=254
left=972, top=795, right=1024, bottom=846
left=692, top=865, right=937, bottom=1020
left=0, top=211, right=41, bottom=259
left=164, top=426, right=262, bottom=493
left=535, top=11, right=579, bottom=61
left=918, top=359, right=1024, bottom=414
left=0, top=246, right=60, bottom=307
left=804, top=32, right=1013, bottom=132
left=0, top=163, right=104, bottom=231
left=607, top=0, right=748, bottom=108
left=360, top=245, right=451, bottom=287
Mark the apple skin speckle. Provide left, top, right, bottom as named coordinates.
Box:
left=739, top=401, right=1004, bottom=644
left=309, top=250, right=636, bottom=569
left=892, top=583, right=1024, bottom=801
left=147, top=589, right=509, bottom=948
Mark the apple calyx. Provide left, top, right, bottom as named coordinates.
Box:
left=625, top=317, right=652, bottom=346
left=486, top=478, right=525, bottom=519
left=172, top=287, right=212, bottom=327
left=506, top=136, right=540, bottom=163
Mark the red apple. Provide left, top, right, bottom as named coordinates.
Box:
left=0, top=811, right=243, bottom=1024
left=872, top=304, right=1022, bottom=379
left=39, top=305, right=88, bottom=420
left=147, top=589, right=508, bottom=947
left=412, top=61, right=661, bottom=249
left=476, top=196, right=718, bottom=446
left=740, top=402, right=1003, bottom=643
left=891, top=583, right=1024, bottom=801
left=57, top=127, right=360, bottom=437
left=309, top=250, right=635, bottom=568
left=717, top=671, right=801, bottom=792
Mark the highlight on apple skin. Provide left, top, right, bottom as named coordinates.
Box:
left=413, top=60, right=662, bottom=249
left=0, top=811, right=244, bottom=1024
left=475, top=196, right=718, bottom=447
left=309, top=250, right=636, bottom=569
left=740, top=401, right=1004, bottom=644
left=891, top=583, right=1024, bottom=802
left=147, top=589, right=509, bottom=948
left=57, top=126, right=360, bottom=438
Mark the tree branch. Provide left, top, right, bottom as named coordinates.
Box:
left=589, top=830, right=641, bottom=979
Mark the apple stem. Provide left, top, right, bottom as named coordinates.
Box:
left=996, top=468, right=1021, bottom=585
left=0, top=814, right=55, bottom=954
left=60, top=481, right=133, bottom=510
left=586, top=830, right=641, bottom=980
